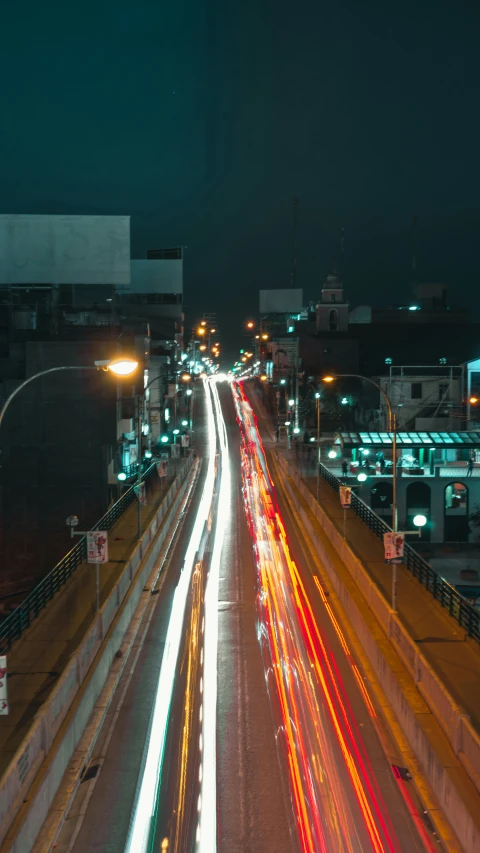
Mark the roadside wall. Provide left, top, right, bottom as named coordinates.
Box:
left=0, top=457, right=192, bottom=851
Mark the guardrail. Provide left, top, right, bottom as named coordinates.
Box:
left=317, top=461, right=480, bottom=644
left=0, top=460, right=167, bottom=654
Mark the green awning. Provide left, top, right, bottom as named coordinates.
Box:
left=334, top=431, right=480, bottom=449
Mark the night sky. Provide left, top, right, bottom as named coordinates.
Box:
left=0, top=0, right=479, bottom=341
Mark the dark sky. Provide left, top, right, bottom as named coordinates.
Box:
left=0, top=0, right=479, bottom=343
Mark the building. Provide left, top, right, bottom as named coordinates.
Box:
left=0, top=216, right=185, bottom=600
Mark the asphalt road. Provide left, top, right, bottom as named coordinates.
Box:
left=55, top=387, right=210, bottom=853
left=216, top=383, right=295, bottom=853
left=52, top=378, right=440, bottom=853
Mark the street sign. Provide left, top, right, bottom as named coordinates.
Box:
left=383, top=532, right=405, bottom=564
left=0, top=656, right=8, bottom=715
left=157, top=460, right=168, bottom=478
left=134, top=482, right=147, bottom=505
left=87, top=531, right=109, bottom=564
left=181, top=434, right=190, bottom=448
left=339, top=486, right=352, bottom=508
left=171, top=444, right=180, bottom=459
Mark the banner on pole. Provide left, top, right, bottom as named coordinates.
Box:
left=157, top=460, right=168, bottom=478
left=134, top=482, right=147, bottom=505
left=87, top=531, right=108, bottom=564
left=339, top=486, right=352, bottom=508
left=171, top=444, right=180, bottom=459
left=383, top=532, right=405, bottom=564
left=0, top=656, right=8, bottom=715
left=181, top=434, right=190, bottom=448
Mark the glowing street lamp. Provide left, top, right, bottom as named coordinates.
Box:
left=260, top=375, right=268, bottom=382
left=246, top=321, right=255, bottom=329
left=181, top=373, right=191, bottom=382
left=413, top=514, right=427, bottom=528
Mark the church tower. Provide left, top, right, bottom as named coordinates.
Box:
left=316, top=271, right=349, bottom=332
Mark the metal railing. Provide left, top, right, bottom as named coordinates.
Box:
left=0, top=461, right=164, bottom=653
left=317, top=462, right=480, bottom=644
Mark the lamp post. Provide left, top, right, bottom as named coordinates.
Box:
left=0, top=357, right=138, bottom=609
left=315, top=392, right=321, bottom=500
left=0, top=357, right=138, bottom=429
left=323, top=373, right=400, bottom=607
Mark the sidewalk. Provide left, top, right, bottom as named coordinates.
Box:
left=248, top=384, right=480, bottom=740
left=0, top=468, right=178, bottom=780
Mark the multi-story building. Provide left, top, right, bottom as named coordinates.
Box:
left=0, top=216, right=184, bottom=599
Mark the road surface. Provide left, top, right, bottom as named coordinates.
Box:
left=52, top=377, right=440, bottom=853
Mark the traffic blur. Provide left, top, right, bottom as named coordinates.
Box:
left=232, top=380, right=434, bottom=853
left=126, top=376, right=230, bottom=853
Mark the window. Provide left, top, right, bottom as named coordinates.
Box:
left=411, top=382, right=422, bottom=399
left=330, top=293, right=335, bottom=302
left=328, top=309, right=338, bottom=331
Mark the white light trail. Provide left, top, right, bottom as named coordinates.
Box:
left=197, top=376, right=230, bottom=853
left=125, top=378, right=217, bottom=853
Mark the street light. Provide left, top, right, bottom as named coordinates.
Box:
left=357, top=472, right=367, bottom=482
left=246, top=321, right=255, bottom=329
left=186, top=389, right=193, bottom=396
left=260, top=375, right=268, bottom=382
left=413, top=514, right=427, bottom=527
left=323, top=371, right=400, bottom=610
left=101, top=358, right=138, bottom=376
left=181, top=373, right=191, bottom=382
left=0, top=357, right=139, bottom=430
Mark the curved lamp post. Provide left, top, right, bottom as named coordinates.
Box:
left=323, top=373, right=400, bottom=611
left=0, top=357, right=138, bottom=430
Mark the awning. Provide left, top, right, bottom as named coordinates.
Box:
left=334, top=431, right=480, bottom=449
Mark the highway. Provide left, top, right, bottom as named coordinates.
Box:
left=53, top=376, right=440, bottom=853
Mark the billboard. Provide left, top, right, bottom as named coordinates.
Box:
left=0, top=214, right=130, bottom=285
left=128, top=259, right=183, bottom=295
left=259, top=288, right=303, bottom=314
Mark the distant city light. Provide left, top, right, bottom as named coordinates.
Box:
left=117, top=472, right=127, bottom=481
left=144, top=451, right=152, bottom=459
left=293, top=427, right=300, bottom=434
left=280, top=379, right=286, bottom=385
left=288, top=399, right=295, bottom=406
left=160, top=435, right=169, bottom=443
left=181, top=420, right=188, bottom=426
left=173, top=429, right=180, bottom=435
left=315, top=392, right=321, bottom=399
left=409, top=305, right=420, bottom=311
left=328, top=450, right=337, bottom=459
left=341, top=397, right=348, bottom=405
left=186, top=389, right=193, bottom=396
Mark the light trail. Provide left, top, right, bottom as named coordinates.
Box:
left=125, top=378, right=217, bottom=853
left=232, top=381, right=406, bottom=852
left=197, top=376, right=231, bottom=853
